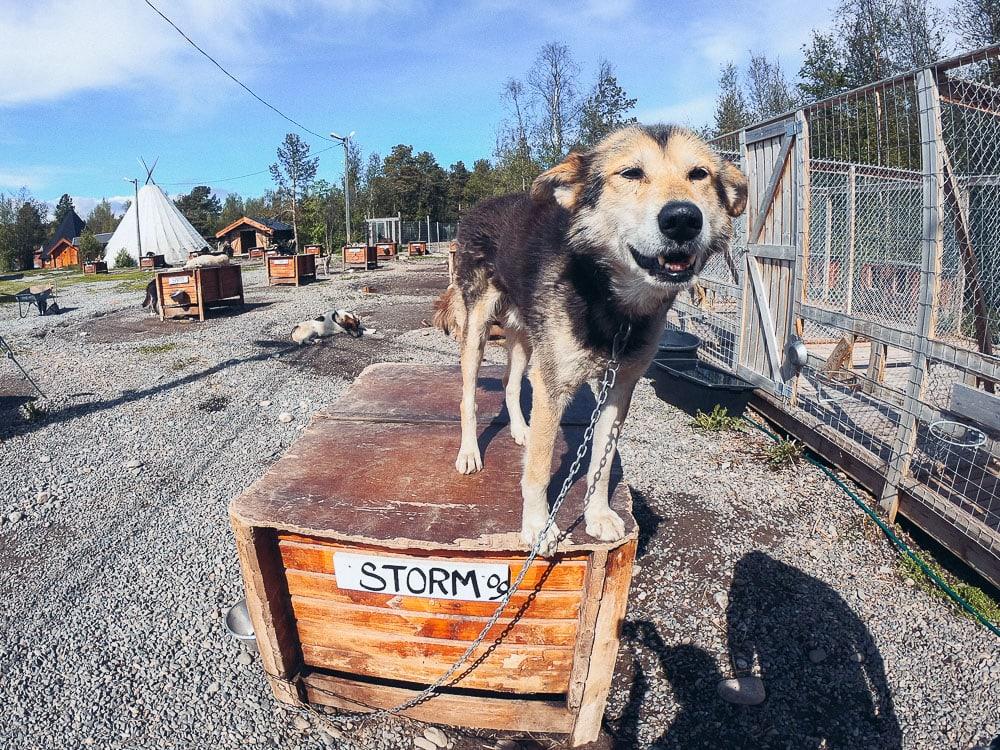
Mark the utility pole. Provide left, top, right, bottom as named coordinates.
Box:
left=124, top=177, right=141, bottom=257
left=330, top=131, right=355, bottom=245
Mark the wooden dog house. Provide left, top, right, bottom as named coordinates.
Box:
left=375, top=241, right=397, bottom=260
left=230, top=363, right=637, bottom=746
left=216, top=217, right=294, bottom=256
left=407, top=241, right=427, bottom=256
left=139, top=254, right=167, bottom=270
left=343, top=244, right=378, bottom=270
left=154, top=265, right=244, bottom=321
left=83, top=260, right=108, bottom=275
left=266, top=253, right=317, bottom=286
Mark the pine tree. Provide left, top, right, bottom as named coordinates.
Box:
left=77, top=228, right=103, bottom=262
left=798, top=32, right=849, bottom=102
left=578, top=61, right=638, bottom=147
left=714, top=62, right=752, bottom=135
left=52, top=193, right=75, bottom=228
left=85, top=199, right=120, bottom=234
left=745, top=53, right=798, bottom=121
left=269, top=133, right=319, bottom=251
left=174, top=186, right=222, bottom=239
left=7, top=200, right=46, bottom=271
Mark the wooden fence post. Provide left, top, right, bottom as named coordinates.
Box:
left=734, top=126, right=750, bottom=374
left=788, top=109, right=811, bottom=403
left=878, top=68, right=945, bottom=517
left=845, top=164, right=857, bottom=315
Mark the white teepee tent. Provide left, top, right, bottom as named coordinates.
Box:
left=104, top=183, right=208, bottom=268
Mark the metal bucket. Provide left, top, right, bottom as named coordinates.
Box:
left=224, top=598, right=257, bottom=647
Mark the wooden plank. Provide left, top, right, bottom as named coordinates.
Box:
left=278, top=540, right=587, bottom=591
left=750, top=133, right=794, bottom=243
left=950, top=383, right=1000, bottom=433
left=749, top=244, right=796, bottom=261
left=570, top=538, right=637, bottom=746
left=230, top=520, right=302, bottom=681
left=284, top=569, right=582, bottom=619
left=567, top=550, right=607, bottom=710
left=300, top=634, right=574, bottom=693
left=291, top=597, right=577, bottom=645
left=746, top=119, right=791, bottom=143
left=302, top=671, right=575, bottom=732
left=746, top=256, right=782, bottom=382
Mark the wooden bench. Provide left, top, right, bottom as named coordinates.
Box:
left=230, top=363, right=636, bottom=746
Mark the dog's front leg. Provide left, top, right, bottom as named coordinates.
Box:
left=583, top=370, right=640, bottom=543
left=503, top=330, right=530, bottom=446
left=520, top=366, right=565, bottom=555
left=455, top=297, right=490, bottom=474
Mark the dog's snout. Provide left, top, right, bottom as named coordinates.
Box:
left=658, top=201, right=703, bottom=243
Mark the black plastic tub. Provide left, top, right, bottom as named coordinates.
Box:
left=658, top=329, right=701, bottom=359
left=650, top=358, right=756, bottom=417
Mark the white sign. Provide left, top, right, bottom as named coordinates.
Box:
left=273, top=259, right=290, bottom=265
left=334, top=551, right=510, bottom=602
left=167, top=275, right=190, bottom=285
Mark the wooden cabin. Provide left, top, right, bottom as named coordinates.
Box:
left=35, top=210, right=86, bottom=269
left=215, top=216, right=293, bottom=256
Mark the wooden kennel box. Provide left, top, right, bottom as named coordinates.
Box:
left=267, top=253, right=317, bottom=286
left=155, top=265, right=244, bottom=321
left=230, top=363, right=637, bottom=746
left=375, top=241, right=397, bottom=260
left=139, top=254, right=167, bottom=270
left=407, top=241, right=427, bottom=256
left=249, top=247, right=266, bottom=260
left=303, top=244, right=323, bottom=256
left=83, top=260, right=108, bottom=275
left=343, top=244, right=378, bottom=270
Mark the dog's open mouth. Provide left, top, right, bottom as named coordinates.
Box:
left=629, top=247, right=696, bottom=283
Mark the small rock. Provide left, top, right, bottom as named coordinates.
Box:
left=36, top=491, right=50, bottom=504
left=278, top=412, right=294, bottom=424
left=298, top=400, right=309, bottom=411
left=7, top=511, right=24, bottom=523
left=637, top=591, right=647, bottom=601
left=39, top=455, right=51, bottom=463
left=259, top=400, right=272, bottom=407
left=423, top=726, right=448, bottom=747
left=206, top=682, right=220, bottom=695
left=124, top=459, right=142, bottom=469
left=414, top=737, right=436, bottom=750
left=851, top=652, right=865, bottom=663
left=236, top=652, right=253, bottom=666
left=808, top=648, right=827, bottom=664
left=713, top=591, right=728, bottom=609
left=904, top=578, right=916, bottom=588
left=293, top=715, right=310, bottom=731
left=321, top=725, right=345, bottom=740
left=717, top=676, right=766, bottom=705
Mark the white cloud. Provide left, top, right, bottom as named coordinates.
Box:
left=71, top=195, right=131, bottom=220
left=636, top=95, right=716, bottom=129
left=0, top=0, right=394, bottom=107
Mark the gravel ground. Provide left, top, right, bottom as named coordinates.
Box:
left=0, top=259, right=997, bottom=750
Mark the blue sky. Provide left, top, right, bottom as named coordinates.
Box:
left=0, top=0, right=833, bottom=217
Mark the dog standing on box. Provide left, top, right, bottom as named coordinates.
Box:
left=434, top=125, right=747, bottom=553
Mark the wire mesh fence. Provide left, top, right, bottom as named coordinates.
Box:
left=671, top=45, right=1000, bottom=584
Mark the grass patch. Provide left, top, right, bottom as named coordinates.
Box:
left=170, top=356, right=200, bottom=372
left=897, top=554, right=1000, bottom=626
left=765, top=438, right=804, bottom=470
left=138, top=342, right=178, bottom=355
left=690, top=405, right=745, bottom=432
left=0, top=267, right=151, bottom=297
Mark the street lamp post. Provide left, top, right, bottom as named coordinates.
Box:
left=124, top=177, right=141, bottom=257
left=330, top=131, right=355, bottom=245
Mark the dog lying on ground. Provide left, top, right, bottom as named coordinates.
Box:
left=184, top=252, right=230, bottom=270
left=433, top=125, right=747, bottom=552
left=291, top=309, right=372, bottom=344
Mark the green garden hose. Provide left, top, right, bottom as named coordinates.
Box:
left=742, top=415, right=1000, bottom=638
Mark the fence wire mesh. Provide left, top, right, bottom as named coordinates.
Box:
left=685, top=47, right=1000, bottom=579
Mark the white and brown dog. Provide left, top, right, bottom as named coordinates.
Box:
left=291, top=309, right=371, bottom=344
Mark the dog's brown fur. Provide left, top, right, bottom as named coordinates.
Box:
left=434, top=125, right=747, bottom=552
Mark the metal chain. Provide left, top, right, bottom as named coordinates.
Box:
left=305, top=323, right=632, bottom=727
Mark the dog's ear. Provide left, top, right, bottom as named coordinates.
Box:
left=716, top=161, right=748, bottom=217
left=531, top=151, right=588, bottom=209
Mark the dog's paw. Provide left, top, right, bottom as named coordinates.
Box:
left=455, top=447, right=483, bottom=474
left=585, top=508, right=626, bottom=543
left=521, top=517, right=560, bottom=556
left=510, top=421, right=528, bottom=446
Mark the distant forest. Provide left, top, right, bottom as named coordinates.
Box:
left=2, top=0, right=997, bottom=270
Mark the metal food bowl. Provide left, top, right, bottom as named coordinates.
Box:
left=926, top=419, right=987, bottom=466
left=224, top=598, right=256, bottom=642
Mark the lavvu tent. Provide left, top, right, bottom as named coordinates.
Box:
left=103, top=183, right=208, bottom=268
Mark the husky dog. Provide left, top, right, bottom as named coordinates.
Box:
left=291, top=309, right=368, bottom=344
left=433, top=125, right=747, bottom=552
left=184, top=252, right=230, bottom=270
left=141, top=280, right=160, bottom=315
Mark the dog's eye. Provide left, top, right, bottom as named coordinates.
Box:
left=619, top=167, right=644, bottom=180
left=688, top=167, right=710, bottom=181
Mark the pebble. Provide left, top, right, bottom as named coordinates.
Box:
left=716, top=676, right=766, bottom=705
left=206, top=682, right=220, bottom=695
left=124, top=459, right=142, bottom=469
left=36, top=491, right=50, bottom=504
left=236, top=652, right=253, bottom=666
left=423, top=726, right=448, bottom=747
left=808, top=648, right=828, bottom=664
left=277, top=412, right=294, bottom=424
left=413, top=737, right=436, bottom=750
left=713, top=591, right=728, bottom=609
left=292, top=716, right=310, bottom=731
left=7, top=511, right=24, bottom=523
left=38, top=455, right=51, bottom=463
left=735, top=658, right=749, bottom=670
left=905, top=578, right=916, bottom=588
left=259, top=400, right=272, bottom=407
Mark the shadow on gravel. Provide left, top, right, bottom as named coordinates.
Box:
left=608, top=552, right=901, bottom=749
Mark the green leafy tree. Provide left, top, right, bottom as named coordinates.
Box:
left=3, top=199, right=47, bottom=271
left=746, top=53, right=798, bottom=121
left=219, top=193, right=245, bottom=228
left=445, top=161, right=470, bottom=220
left=495, top=78, right=541, bottom=193
left=382, top=145, right=423, bottom=218
left=578, top=61, right=638, bottom=147
left=463, top=159, right=498, bottom=207
left=174, top=185, right=222, bottom=239
left=714, top=62, right=753, bottom=135
left=52, top=193, right=75, bottom=229
left=269, top=133, right=319, bottom=250
left=798, top=32, right=849, bottom=102
left=77, top=228, right=103, bottom=262
left=114, top=247, right=136, bottom=268
left=955, top=0, right=1000, bottom=47
left=85, top=199, right=120, bottom=234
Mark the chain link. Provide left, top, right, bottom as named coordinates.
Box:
left=304, top=323, right=632, bottom=727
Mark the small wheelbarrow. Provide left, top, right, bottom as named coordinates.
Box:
left=14, top=285, right=60, bottom=318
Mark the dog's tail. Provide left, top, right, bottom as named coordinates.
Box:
left=432, top=285, right=465, bottom=341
